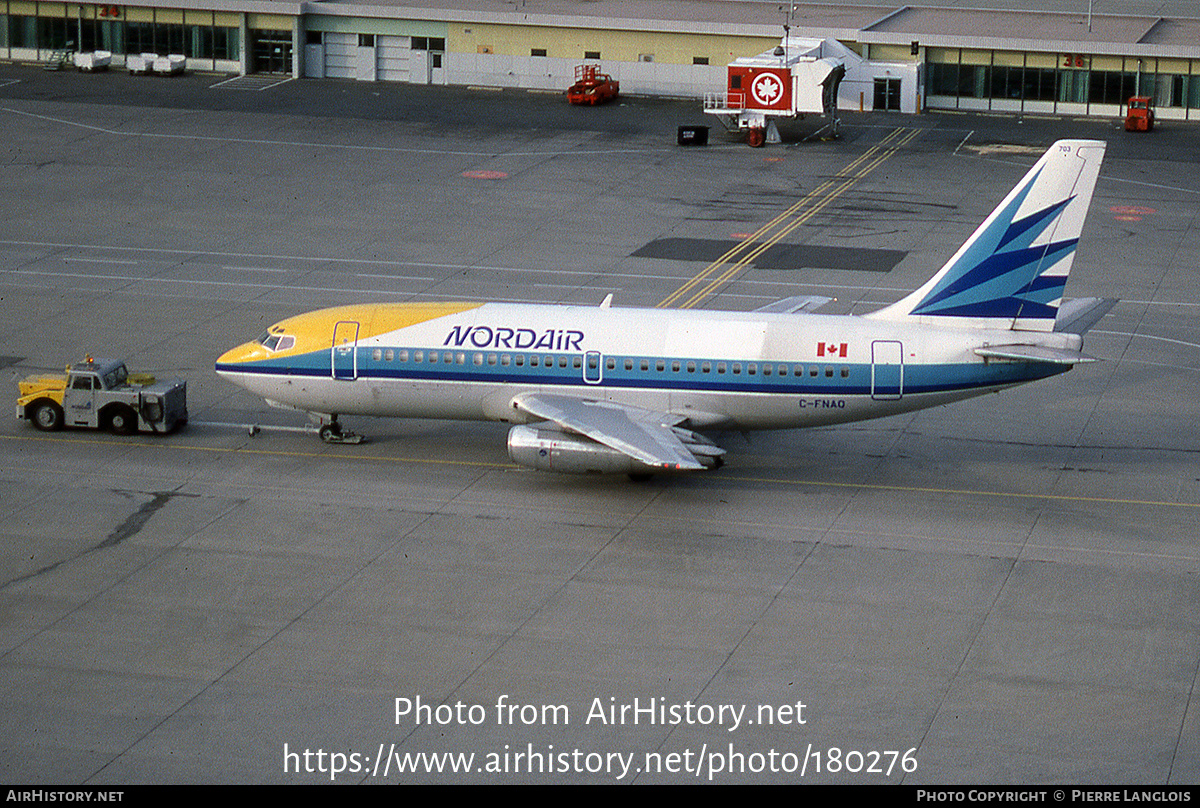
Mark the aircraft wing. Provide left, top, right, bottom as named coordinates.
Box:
left=511, top=393, right=713, bottom=471
left=753, top=295, right=834, bottom=314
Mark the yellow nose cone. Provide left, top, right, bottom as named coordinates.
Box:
left=216, top=341, right=270, bottom=369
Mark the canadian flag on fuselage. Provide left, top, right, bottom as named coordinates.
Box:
left=817, top=342, right=848, bottom=357
left=866, top=140, right=1106, bottom=333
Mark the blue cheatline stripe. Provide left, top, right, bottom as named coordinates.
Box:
left=217, top=347, right=1067, bottom=397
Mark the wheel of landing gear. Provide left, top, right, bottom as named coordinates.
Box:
left=746, top=127, right=766, bottom=148
left=319, top=424, right=340, bottom=443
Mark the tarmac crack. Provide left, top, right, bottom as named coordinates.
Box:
left=1, top=489, right=194, bottom=590
left=97, top=490, right=179, bottom=549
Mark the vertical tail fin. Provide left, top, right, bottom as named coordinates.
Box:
left=867, top=139, right=1106, bottom=332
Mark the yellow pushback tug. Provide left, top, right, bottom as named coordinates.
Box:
left=16, top=356, right=187, bottom=434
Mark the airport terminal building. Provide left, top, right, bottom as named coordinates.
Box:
left=3, top=0, right=1200, bottom=120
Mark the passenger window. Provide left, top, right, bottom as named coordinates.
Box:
left=372, top=349, right=382, bottom=361
left=414, top=351, right=424, bottom=362
left=384, top=349, right=394, bottom=361
left=399, top=350, right=409, bottom=362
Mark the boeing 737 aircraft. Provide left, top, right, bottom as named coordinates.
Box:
left=216, top=139, right=1114, bottom=475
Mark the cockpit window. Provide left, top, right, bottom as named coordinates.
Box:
left=256, top=332, right=295, bottom=352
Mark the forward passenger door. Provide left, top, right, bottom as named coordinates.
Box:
left=332, top=321, right=360, bottom=380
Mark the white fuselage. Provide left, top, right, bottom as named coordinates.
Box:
left=216, top=302, right=1077, bottom=431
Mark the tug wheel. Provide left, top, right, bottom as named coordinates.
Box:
left=31, top=400, right=64, bottom=432
left=107, top=405, right=137, bottom=435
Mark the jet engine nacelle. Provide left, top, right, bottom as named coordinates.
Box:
left=507, top=424, right=723, bottom=474
left=507, top=424, right=651, bottom=474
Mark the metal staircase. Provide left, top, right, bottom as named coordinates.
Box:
left=44, top=41, right=75, bottom=71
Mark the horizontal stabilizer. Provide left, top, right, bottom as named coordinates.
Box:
left=753, top=295, right=834, bottom=314
left=1053, top=297, right=1118, bottom=334
left=974, top=344, right=1099, bottom=365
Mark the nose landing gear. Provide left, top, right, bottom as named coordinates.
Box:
left=313, top=414, right=365, bottom=445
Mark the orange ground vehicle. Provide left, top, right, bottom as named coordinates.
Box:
left=1125, top=96, right=1154, bottom=131
left=567, top=63, right=619, bottom=105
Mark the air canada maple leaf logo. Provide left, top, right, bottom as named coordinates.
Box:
left=751, top=73, right=784, bottom=106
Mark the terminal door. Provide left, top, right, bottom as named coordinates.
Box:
left=251, top=29, right=294, bottom=74
left=873, top=78, right=901, bottom=111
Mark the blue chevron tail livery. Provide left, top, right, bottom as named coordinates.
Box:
left=868, top=140, right=1106, bottom=332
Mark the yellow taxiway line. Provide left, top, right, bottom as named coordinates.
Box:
left=5, top=431, right=1198, bottom=511
left=657, top=126, right=923, bottom=310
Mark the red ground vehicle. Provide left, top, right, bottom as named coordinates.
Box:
left=567, top=63, right=619, bottom=105
left=1125, top=96, right=1154, bottom=131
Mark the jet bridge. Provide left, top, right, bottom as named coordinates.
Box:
left=704, top=37, right=861, bottom=145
